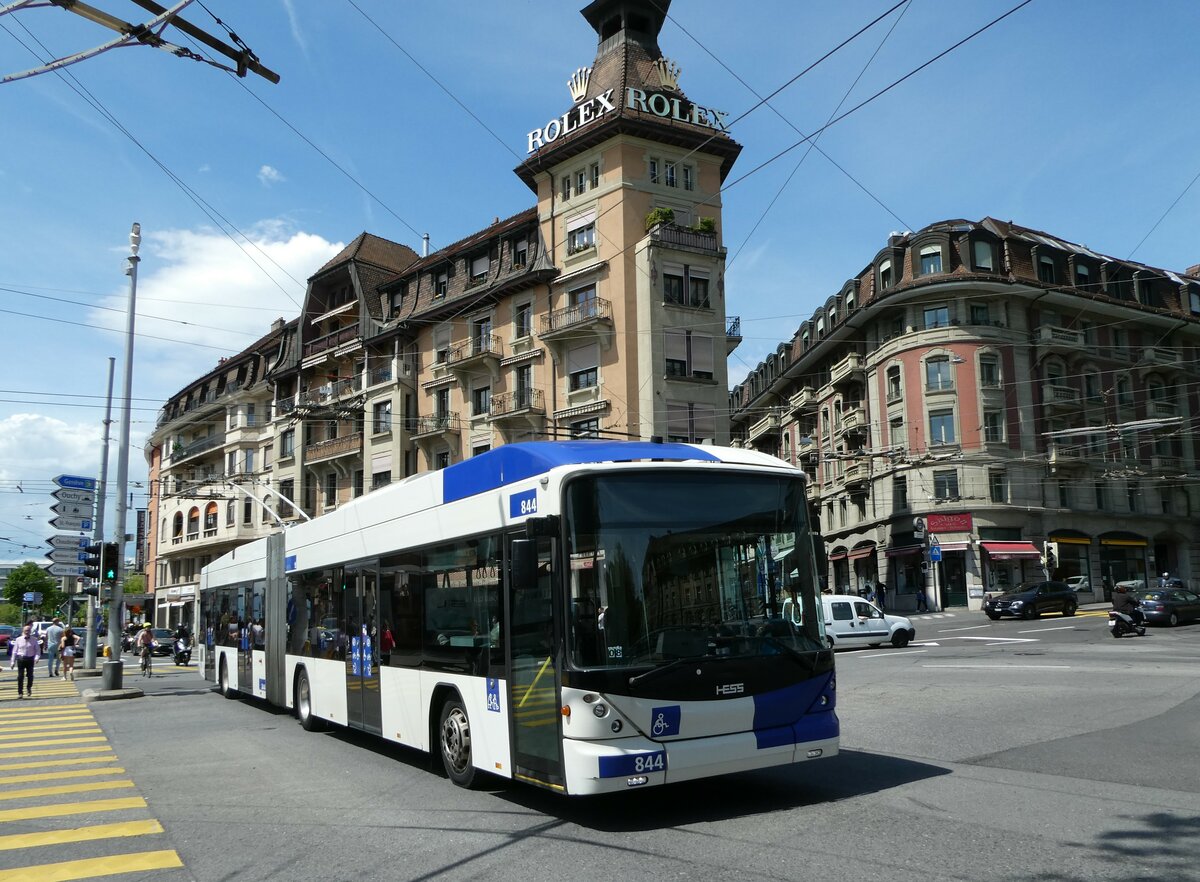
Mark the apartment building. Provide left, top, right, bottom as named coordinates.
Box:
left=730, top=218, right=1200, bottom=611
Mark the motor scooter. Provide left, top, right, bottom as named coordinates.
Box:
left=1108, top=605, right=1146, bottom=638
left=173, top=636, right=192, bottom=665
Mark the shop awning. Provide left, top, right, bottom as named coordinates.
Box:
left=828, top=550, right=848, bottom=561
left=935, top=541, right=970, bottom=552
left=848, top=545, right=877, bottom=560
left=981, top=541, right=1041, bottom=560
left=1100, top=537, right=1147, bottom=547
left=885, top=545, right=923, bottom=558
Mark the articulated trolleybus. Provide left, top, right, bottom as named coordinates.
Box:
left=200, top=440, right=837, bottom=795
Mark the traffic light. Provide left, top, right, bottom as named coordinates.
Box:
left=81, top=585, right=99, bottom=597
left=102, top=542, right=120, bottom=583
left=82, top=543, right=102, bottom=581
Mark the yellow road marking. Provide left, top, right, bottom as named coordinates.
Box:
left=0, top=747, right=111, bottom=761
left=0, top=717, right=94, bottom=731
left=0, top=848, right=181, bottom=880
left=0, top=780, right=134, bottom=802
left=0, top=768, right=124, bottom=786
left=0, top=819, right=162, bottom=853
left=0, top=727, right=101, bottom=741
left=0, top=706, right=87, bottom=717
left=0, top=737, right=107, bottom=750
left=0, top=757, right=118, bottom=773
left=0, top=796, right=145, bottom=824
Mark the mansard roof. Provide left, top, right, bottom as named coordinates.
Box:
left=311, top=232, right=419, bottom=280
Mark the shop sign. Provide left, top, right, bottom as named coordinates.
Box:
left=927, top=513, right=973, bottom=532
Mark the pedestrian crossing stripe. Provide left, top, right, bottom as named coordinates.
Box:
left=0, top=746, right=112, bottom=761
left=0, top=715, right=93, bottom=728
left=0, top=756, right=119, bottom=773
left=0, top=796, right=146, bottom=824
left=0, top=780, right=135, bottom=802
left=0, top=819, right=162, bottom=853
left=0, top=847, right=183, bottom=880
left=0, top=767, right=124, bottom=786
left=0, top=705, right=88, bottom=716
left=0, top=726, right=102, bottom=740
left=0, top=737, right=108, bottom=750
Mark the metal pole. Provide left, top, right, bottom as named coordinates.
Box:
left=102, top=223, right=139, bottom=691
left=87, top=357, right=114, bottom=671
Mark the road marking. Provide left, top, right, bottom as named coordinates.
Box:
left=0, top=717, right=94, bottom=731
left=923, top=664, right=1071, bottom=669
left=0, top=757, right=118, bottom=773
left=0, top=796, right=146, bottom=824
left=0, top=706, right=88, bottom=717
left=911, top=642, right=940, bottom=647
left=0, top=727, right=101, bottom=741
left=858, top=650, right=928, bottom=658
left=937, top=624, right=991, bottom=633
left=0, top=768, right=124, bottom=786
left=0, top=780, right=134, bottom=802
left=1018, top=625, right=1077, bottom=634
left=0, top=819, right=162, bottom=853
left=942, top=636, right=1038, bottom=643
left=0, top=848, right=182, bottom=880
left=0, top=737, right=107, bottom=750
left=0, top=747, right=112, bottom=761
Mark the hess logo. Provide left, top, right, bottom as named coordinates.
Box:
left=715, top=683, right=744, bottom=696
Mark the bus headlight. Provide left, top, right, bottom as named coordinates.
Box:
left=611, top=719, right=623, bottom=733
left=592, top=703, right=609, bottom=718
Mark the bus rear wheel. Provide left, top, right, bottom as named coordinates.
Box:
left=218, top=658, right=235, bottom=699
left=296, top=670, right=324, bottom=732
left=439, top=698, right=476, bottom=788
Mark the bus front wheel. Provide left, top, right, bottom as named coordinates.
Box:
left=218, top=658, right=235, bottom=699
left=439, top=697, right=476, bottom=788
left=296, top=670, right=324, bottom=732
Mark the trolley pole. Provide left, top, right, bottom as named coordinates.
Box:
left=87, top=356, right=114, bottom=671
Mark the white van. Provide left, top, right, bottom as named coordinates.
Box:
left=821, top=595, right=915, bottom=649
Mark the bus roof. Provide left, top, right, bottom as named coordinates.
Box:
left=441, top=440, right=722, bottom=504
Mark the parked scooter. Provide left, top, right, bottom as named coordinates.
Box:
left=173, top=636, right=192, bottom=665
left=1108, top=606, right=1146, bottom=638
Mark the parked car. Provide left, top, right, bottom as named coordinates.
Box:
left=984, top=581, right=1077, bottom=619
left=1115, top=579, right=1146, bottom=593
left=1066, top=576, right=1090, bottom=593
left=820, top=594, right=916, bottom=649
left=0, top=624, right=15, bottom=656
left=1134, top=589, right=1200, bottom=627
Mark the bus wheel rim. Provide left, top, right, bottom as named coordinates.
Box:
left=442, top=707, right=471, bottom=773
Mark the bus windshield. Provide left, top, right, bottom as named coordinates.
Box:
left=563, top=470, right=825, bottom=669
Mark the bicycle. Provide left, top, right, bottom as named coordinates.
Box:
left=139, top=645, right=153, bottom=678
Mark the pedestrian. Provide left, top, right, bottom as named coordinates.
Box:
left=59, top=626, right=78, bottom=681
left=915, top=586, right=929, bottom=612
left=9, top=624, right=40, bottom=698
left=44, top=618, right=64, bottom=679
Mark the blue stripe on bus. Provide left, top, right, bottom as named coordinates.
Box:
left=752, top=673, right=838, bottom=749
left=441, top=440, right=721, bottom=504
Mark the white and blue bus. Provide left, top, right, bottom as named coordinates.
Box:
left=199, top=440, right=837, bottom=795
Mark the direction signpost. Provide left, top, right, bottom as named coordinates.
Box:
left=47, top=549, right=86, bottom=564
left=50, top=515, right=92, bottom=532
left=50, top=502, right=93, bottom=518
left=47, top=535, right=88, bottom=550
left=52, top=475, right=97, bottom=491
left=47, top=564, right=84, bottom=577
left=52, top=488, right=95, bottom=506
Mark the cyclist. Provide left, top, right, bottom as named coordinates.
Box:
left=136, top=623, right=156, bottom=677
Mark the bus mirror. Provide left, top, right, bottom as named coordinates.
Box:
left=524, top=515, right=558, bottom=538
left=511, top=539, right=538, bottom=589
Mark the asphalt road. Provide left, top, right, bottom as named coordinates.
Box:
left=17, top=610, right=1200, bottom=881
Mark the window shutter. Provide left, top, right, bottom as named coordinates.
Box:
left=691, top=333, right=713, bottom=374
left=666, top=401, right=689, bottom=438
left=665, top=329, right=687, bottom=361
left=692, top=405, right=716, bottom=442
left=567, top=342, right=598, bottom=374
left=566, top=210, right=596, bottom=232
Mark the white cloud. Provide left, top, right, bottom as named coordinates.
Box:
left=280, top=0, right=308, bottom=55
left=258, top=165, right=285, bottom=186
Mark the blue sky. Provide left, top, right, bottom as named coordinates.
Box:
left=2, top=0, right=1199, bottom=563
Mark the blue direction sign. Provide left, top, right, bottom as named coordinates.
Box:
left=930, top=544, right=943, bottom=563
left=52, top=474, right=97, bottom=491
left=51, top=515, right=92, bottom=532
left=47, top=535, right=88, bottom=550
left=21, top=592, right=42, bottom=603
left=46, top=549, right=86, bottom=563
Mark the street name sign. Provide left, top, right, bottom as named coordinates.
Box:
left=21, top=592, right=42, bottom=603
left=46, top=549, right=86, bottom=563
left=51, top=515, right=92, bottom=531
left=50, top=502, right=93, bottom=518
left=47, top=564, right=84, bottom=577
left=53, top=474, right=97, bottom=491
left=52, top=488, right=95, bottom=505
left=930, top=544, right=943, bottom=563
left=47, top=535, right=88, bottom=549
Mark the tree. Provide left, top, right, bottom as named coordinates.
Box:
left=0, top=602, right=21, bottom=625
left=3, top=562, right=64, bottom=619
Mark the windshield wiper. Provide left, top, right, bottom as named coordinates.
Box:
left=627, top=654, right=719, bottom=688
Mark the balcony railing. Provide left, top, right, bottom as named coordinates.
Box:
left=789, top=386, right=817, bottom=414
left=304, top=432, right=362, bottom=462
left=169, top=433, right=225, bottom=464
left=303, top=325, right=359, bottom=358
left=648, top=222, right=719, bottom=252
left=1148, top=400, right=1178, bottom=418
left=1034, top=325, right=1086, bottom=348
left=1042, top=384, right=1081, bottom=408
left=447, top=334, right=503, bottom=366
left=1151, top=454, right=1181, bottom=472
left=830, top=352, right=865, bottom=386
left=541, top=297, right=612, bottom=335
left=726, top=316, right=741, bottom=339
left=841, top=407, right=867, bottom=435
left=1141, top=347, right=1182, bottom=367
left=411, top=413, right=460, bottom=437
left=747, top=410, right=782, bottom=442
left=491, top=388, right=545, bottom=418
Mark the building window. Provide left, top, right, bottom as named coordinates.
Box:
left=929, top=409, right=956, bottom=445
left=434, top=451, right=450, bottom=470
left=983, top=410, right=1004, bottom=443
left=352, top=470, right=364, bottom=498
left=663, top=268, right=685, bottom=305
left=648, top=158, right=658, bottom=184
left=933, top=469, right=959, bottom=500
left=571, top=418, right=600, bottom=439
left=244, top=449, right=255, bottom=474
left=689, top=273, right=710, bottom=308
left=278, top=480, right=294, bottom=518
left=664, top=162, right=677, bottom=187
left=1058, top=480, right=1069, bottom=508
left=373, top=400, right=392, bottom=434
left=665, top=401, right=716, bottom=444
left=590, top=162, right=600, bottom=189
left=879, top=259, right=893, bottom=289
left=886, top=365, right=902, bottom=401
left=1127, top=480, right=1139, bottom=513
left=1038, top=256, right=1056, bottom=284
left=1189, top=286, right=1200, bottom=314
left=434, top=388, right=450, bottom=419
left=1084, top=373, right=1101, bottom=401
left=889, top=417, right=905, bottom=449
left=371, top=470, right=391, bottom=490
left=225, top=501, right=235, bottom=527
left=923, top=306, right=949, bottom=329
left=472, top=385, right=491, bottom=417
left=567, top=342, right=599, bottom=390
left=243, top=497, right=253, bottom=526
left=925, top=356, right=953, bottom=391
left=663, top=263, right=710, bottom=308
left=1094, top=481, right=1106, bottom=510
left=970, top=303, right=990, bottom=325
left=561, top=175, right=572, bottom=200
left=576, top=169, right=587, bottom=195
left=682, top=165, right=694, bottom=191
left=435, top=271, right=448, bottom=299
left=979, top=356, right=1000, bottom=388
left=1117, top=376, right=1132, bottom=405
left=514, top=302, right=532, bottom=338
left=664, top=330, right=714, bottom=380
left=469, top=253, right=489, bottom=284
left=324, top=473, right=337, bottom=506
left=279, top=429, right=295, bottom=458
left=989, top=471, right=1007, bottom=503
left=919, top=245, right=942, bottom=275
left=1075, top=263, right=1090, bottom=289
left=973, top=240, right=994, bottom=271
left=567, top=223, right=595, bottom=254
left=512, top=237, right=528, bottom=269
left=892, top=475, right=908, bottom=511
left=472, top=315, right=493, bottom=354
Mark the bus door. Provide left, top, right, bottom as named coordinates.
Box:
left=506, top=535, right=564, bottom=789
left=344, top=564, right=382, bottom=735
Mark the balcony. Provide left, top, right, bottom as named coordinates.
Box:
left=540, top=297, right=613, bottom=341
left=796, top=435, right=817, bottom=461
left=1150, top=454, right=1181, bottom=473
left=726, top=315, right=742, bottom=355
left=1141, top=347, right=1182, bottom=368
left=1042, top=384, right=1081, bottom=412
left=1033, top=325, right=1086, bottom=351
left=1048, top=443, right=1087, bottom=472
left=843, top=460, right=870, bottom=494
left=304, top=432, right=362, bottom=463
left=830, top=352, right=865, bottom=388
left=303, top=325, right=359, bottom=360
left=648, top=222, right=719, bottom=253
left=168, top=433, right=225, bottom=465
left=789, top=386, right=817, bottom=415
left=447, top=334, right=503, bottom=374
left=411, top=413, right=461, bottom=441
left=491, top=388, right=545, bottom=420
left=1148, top=400, right=1178, bottom=419
left=840, top=406, right=867, bottom=439
left=275, top=396, right=297, bottom=418
left=747, top=411, right=782, bottom=448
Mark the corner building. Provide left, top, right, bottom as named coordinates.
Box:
left=143, top=0, right=744, bottom=626
left=730, top=218, right=1200, bottom=611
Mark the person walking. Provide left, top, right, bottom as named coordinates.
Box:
left=59, top=626, right=78, bottom=681
left=915, top=586, right=930, bottom=613
left=9, top=624, right=40, bottom=698
left=44, top=618, right=64, bottom=679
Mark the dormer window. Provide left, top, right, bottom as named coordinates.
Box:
left=435, top=271, right=448, bottom=299
left=512, top=237, right=528, bottom=269
left=1038, top=256, right=1056, bottom=284
left=919, top=245, right=942, bottom=275
left=972, top=240, right=994, bottom=271
left=879, top=259, right=893, bottom=289
left=1075, top=262, right=1090, bottom=289
left=469, top=253, right=489, bottom=285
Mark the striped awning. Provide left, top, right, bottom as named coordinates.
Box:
left=981, top=541, right=1041, bottom=560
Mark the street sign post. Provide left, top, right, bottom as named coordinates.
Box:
left=47, top=535, right=88, bottom=550
left=48, top=564, right=84, bottom=577
left=21, top=592, right=43, bottom=603
left=930, top=544, right=942, bottom=563
left=52, top=475, right=97, bottom=491
left=46, top=549, right=87, bottom=563
left=50, top=502, right=93, bottom=518
left=51, top=515, right=92, bottom=531
left=52, top=488, right=96, bottom=506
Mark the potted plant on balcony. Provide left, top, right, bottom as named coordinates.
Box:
left=645, top=206, right=675, bottom=232
left=693, top=216, right=716, bottom=234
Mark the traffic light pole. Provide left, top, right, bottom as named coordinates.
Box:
left=88, top=356, right=115, bottom=672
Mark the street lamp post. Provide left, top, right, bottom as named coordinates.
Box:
left=101, top=222, right=140, bottom=691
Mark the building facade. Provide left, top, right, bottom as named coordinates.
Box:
left=730, top=218, right=1200, bottom=611
left=143, top=0, right=744, bottom=625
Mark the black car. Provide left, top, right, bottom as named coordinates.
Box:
left=984, top=581, right=1077, bottom=620
left=1135, top=589, right=1200, bottom=627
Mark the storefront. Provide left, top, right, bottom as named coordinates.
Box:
left=885, top=543, right=924, bottom=610
left=1098, top=532, right=1148, bottom=600
left=981, top=541, right=1043, bottom=589
left=1048, top=529, right=1092, bottom=597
